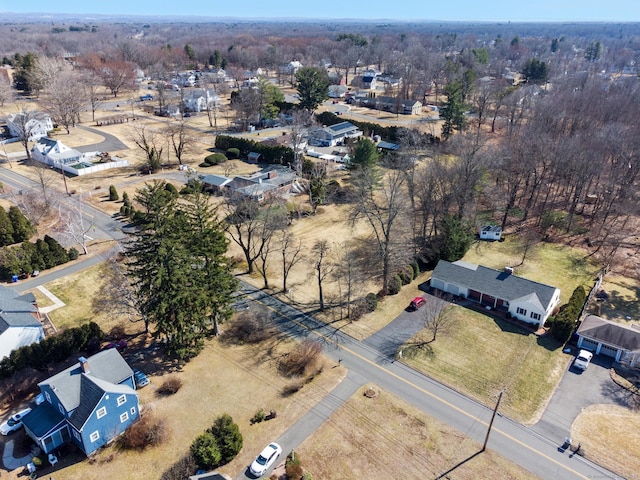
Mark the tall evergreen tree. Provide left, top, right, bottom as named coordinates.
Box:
left=0, top=207, right=15, bottom=246
left=125, top=180, right=237, bottom=358
left=440, top=81, right=466, bottom=139
left=8, top=206, right=35, bottom=243
left=295, top=67, right=329, bottom=112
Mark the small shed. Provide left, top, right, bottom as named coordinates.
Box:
left=479, top=225, right=502, bottom=241
left=247, top=152, right=262, bottom=164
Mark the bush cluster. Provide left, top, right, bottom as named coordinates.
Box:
left=201, top=153, right=228, bottom=167
left=0, top=205, right=35, bottom=246
left=547, top=286, right=587, bottom=342
left=0, top=235, right=75, bottom=280
left=226, top=147, right=240, bottom=159
left=157, top=376, right=183, bottom=395
left=279, top=340, right=322, bottom=377
left=214, top=135, right=294, bottom=164
left=285, top=451, right=305, bottom=480
left=190, top=414, right=243, bottom=470
left=0, top=322, right=103, bottom=379
left=160, top=455, right=197, bottom=480
left=120, top=414, right=168, bottom=450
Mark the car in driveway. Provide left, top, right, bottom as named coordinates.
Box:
left=0, top=407, right=32, bottom=435
left=408, top=297, right=426, bottom=311
left=133, top=369, right=150, bottom=388
left=573, top=349, right=593, bottom=370
left=249, top=442, right=282, bottom=477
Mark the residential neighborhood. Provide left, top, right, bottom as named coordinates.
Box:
left=0, top=7, right=638, bottom=480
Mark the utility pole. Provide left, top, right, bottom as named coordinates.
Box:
left=482, top=390, right=504, bottom=452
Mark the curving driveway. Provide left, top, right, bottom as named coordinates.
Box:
left=75, top=125, right=129, bottom=153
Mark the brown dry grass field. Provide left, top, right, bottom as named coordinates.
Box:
left=572, top=404, right=640, bottom=480
left=297, top=384, right=539, bottom=480
left=2, top=90, right=639, bottom=479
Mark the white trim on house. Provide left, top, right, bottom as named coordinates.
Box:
left=96, top=406, right=107, bottom=419
left=90, top=431, right=100, bottom=442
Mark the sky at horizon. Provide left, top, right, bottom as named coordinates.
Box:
left=1, top=0, right=639, bottom=22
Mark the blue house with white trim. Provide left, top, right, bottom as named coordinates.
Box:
left=22, top=349, right=140, bottom=456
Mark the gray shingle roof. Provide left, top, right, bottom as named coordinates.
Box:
left=432, top=260, right=558, bottom=309
left=39, top=349, right=134, bottom=413
left=0, top=285, right=39, bottom=334
left=327, top=121, right=358, bottom=134
left=578, top=315, right=640, bottom=352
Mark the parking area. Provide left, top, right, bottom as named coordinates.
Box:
left=532, top=347, right=629, bottom=442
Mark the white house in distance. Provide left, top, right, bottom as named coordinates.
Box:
left=31, top=138, right=129, bottom=177
left=6, top=111, right=54, bottom=142
left=310, top=121, right=363, bottom=147
left=0, top=285, right=44, bottom=359
left=479, top=225, right=503, bottom=241
left=430, top=260, right=561, bottom=329
left=183, top=89, right=221, bottom=113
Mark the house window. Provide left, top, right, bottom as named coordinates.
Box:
left=73, top=430, right=81, bottom=441
left=120, top=412, right=129, bottom=423
left=58, top=404, right=65, bottom=415
left=117, top=395, right=126, bottom=406
left=530, top=312, right=541, bottom=321
left=90, top=431, right=100, bottom=443
left=45, top=392, right=51, bottom=403
left=130, top=407, right=136, bottom=415
left=96, top=407, right=107, bottom=419
left=516, top=307, right=527, bottom=316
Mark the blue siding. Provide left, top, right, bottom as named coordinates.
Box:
left=79, top=392, right=140, bottom=455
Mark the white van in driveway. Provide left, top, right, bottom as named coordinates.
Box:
left=574, top=349, right=593, bottom=370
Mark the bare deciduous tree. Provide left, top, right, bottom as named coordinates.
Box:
left=92, top=256, right=150, bottom=332
left=165, top=120, right=194, bottom=165
left=130, top=124, right=164, bottom=173
left=280, top=231, right=303, bottom=294
left=412, top=292, right=457, bottom=350
left=311, top=240, right=333, bottom=311
left=55, top=200, right=96, bottom=255
left=41, top=69, right=88, bottom=133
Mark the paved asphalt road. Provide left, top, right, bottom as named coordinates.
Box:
left=0, top=165, right=624, bottom=480
left=238, top=282, right=623, bottom=480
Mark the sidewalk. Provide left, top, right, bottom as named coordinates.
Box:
left=1, top=438, right=33, bottom=471
left=36, top=285, right=65, bottom=315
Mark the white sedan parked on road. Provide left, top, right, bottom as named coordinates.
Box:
left=249, top=442, right=282, bottom=477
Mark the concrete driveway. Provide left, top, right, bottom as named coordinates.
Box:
left=532, top=347, right=630, bottom=443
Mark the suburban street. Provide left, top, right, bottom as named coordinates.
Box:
left=238, top=282, right=624, bottom=480
left=0, top=162, right=625, bottom=480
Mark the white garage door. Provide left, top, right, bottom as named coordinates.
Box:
left=600, top=344, right=619, bottom=358
left=579, top=338, right=598, bottom=351
left=431, top=278, right=445, bottom=290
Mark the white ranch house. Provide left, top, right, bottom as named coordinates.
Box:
left=430, top=260, right=561, bottom=329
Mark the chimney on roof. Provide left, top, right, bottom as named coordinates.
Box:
left=268, top=170, right=278, bottom=179
left=78, top=356, right=90, bottom=374
left=504, top=267, right=514, bottom=275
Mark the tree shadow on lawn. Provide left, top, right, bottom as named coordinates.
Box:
left=598, top=286, right=640, bottom=322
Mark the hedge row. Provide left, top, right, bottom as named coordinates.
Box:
left=547, top=286, right=586, bottom=342
left=314, top=111, right=439, bottom=145
left=0, top=235, right=78, bottom=280
left=0, top=322, right=104, bottom=379
left=387, top=263, right=420, bottom=295
left=214, top=135, right=294, bottom=164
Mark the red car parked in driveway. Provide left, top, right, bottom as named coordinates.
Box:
left=409, top=297, right=426, bottom=311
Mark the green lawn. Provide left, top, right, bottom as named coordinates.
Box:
left=401, top=238, right=602, bottom=422
left=403, top=307, right=565, bottom=423
left=463, top=236, right=600, bottom=304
